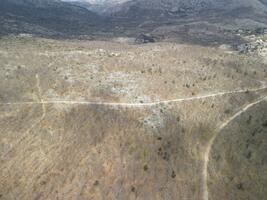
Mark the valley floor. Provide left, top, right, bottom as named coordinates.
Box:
left=0, top=36, right=267, bottom=200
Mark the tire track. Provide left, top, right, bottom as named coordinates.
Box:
left=1, top=74, right=46, bottom=159
left=202, top=95, right=267, bottom=200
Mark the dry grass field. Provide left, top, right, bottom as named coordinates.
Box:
left=0, top=35, right=267, bottom=200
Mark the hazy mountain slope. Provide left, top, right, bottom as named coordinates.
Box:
left=122, top=0, right=267, bottom=11
left=0, top=0, right=106, bottom=37
left=113, top=0, right=267, bottom=17
left=83, top=0, right=128, bottom=4
left=109, top=0, right=267, bottom=30
left=62, top=0, right=129, bottom=14
left=1, top=0, right=267, bottom=43
left=260, top=0, right=267, bottom=4
left=62, top=0, right=267, bottom=17
left=102, top=0, right=267, bottom=45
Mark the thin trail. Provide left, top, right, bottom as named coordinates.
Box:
left=0, top=86, right=266, bottom=107
left=1, top=76, right=267, bottom=194
left=202, top=95, right=267, bottom=200
left=35, top=74, right=46, bottom=115
left=1, top=74, right=46, bottom=160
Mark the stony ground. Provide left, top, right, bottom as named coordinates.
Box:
left=0, top=35, right=266, bottom=200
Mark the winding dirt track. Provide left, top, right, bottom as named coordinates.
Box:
left=202, top=95, right=267, bottom=200
left=1, top=74, right=266, bottom=200
left=1, top=86, right=266, bottom=107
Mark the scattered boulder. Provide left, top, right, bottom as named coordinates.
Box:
left=237, top=39, right=267, bottom=54
left=135, top=34, right=156, bottom=44
left=237, top=43, right=251, bottom=53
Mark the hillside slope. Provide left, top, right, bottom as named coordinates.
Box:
left=0, top=0, right=106, bottom=38
left=112, top=0, right=267, bottom=18
left=104, top=0, right=267, bottom=45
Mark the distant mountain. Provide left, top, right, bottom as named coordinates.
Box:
left=1, top=0, right=267, bottom=43
left=137, top=0, right=267, bottom=11
left=100, top=0, right=267, bottom=45
left=83, top=0, right=128, bottom=4
left=112, top=0, right=267, bottom=17
left=105, top=0, right=267, bottom=35
left=62, top=0, right=129, bottom=14
left=0, top=0, right=106, bottom=37
left=65, top=0, right=267, bottom=24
